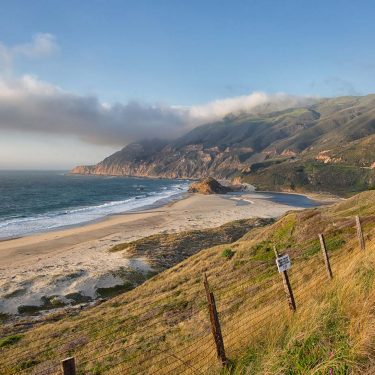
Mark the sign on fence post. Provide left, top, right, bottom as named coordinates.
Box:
left=276, top=254, right=291, bottom=273
left=61, top=357, right=76, bottom=375
left=274, top=246, right=296, bottom=312
left=203, top=273, right=228, bottom=367
left=356, top=215, right=365, bottom=250
left=319, top=234, right=333, bottom=279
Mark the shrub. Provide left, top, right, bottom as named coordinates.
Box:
left=221, top=248, right=235, bottom=259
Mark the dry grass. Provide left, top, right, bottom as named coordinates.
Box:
left=109, top=218, right=273, bottom=270
left=1, top=191, right=375, bottom=374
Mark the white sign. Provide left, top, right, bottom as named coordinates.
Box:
left=276, top=254, right=291, bottom=273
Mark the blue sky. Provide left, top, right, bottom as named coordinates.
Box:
left=2, top=0, right=375, bottom=103
left=0, top=0, right=374, bottom=168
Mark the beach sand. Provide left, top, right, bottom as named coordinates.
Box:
left=0, top=192, right=332, bottom=314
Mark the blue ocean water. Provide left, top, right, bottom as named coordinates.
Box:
left=0, top=171, right=189, bottom=239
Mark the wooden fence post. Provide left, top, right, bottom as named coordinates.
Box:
left=356, top=215, right=365, bottom=250
left=61, top=357, right=76, bottom=375
left=318, top=234, right=333, bottom=279
left=203, top=274, right=228, bottom=367
left=274, top=247, right=296, bottom=312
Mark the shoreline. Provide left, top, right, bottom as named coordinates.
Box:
left=252, top=189, right=342, bottom=203
left=67, top=172, right=343, bottom=199
left=0, top=190, right=189, bottom=243
left=0, top=189, right=336, bottom=243
left=0, top=191, right=337, bottom=315
left=0, top=189, right=330, bottom=250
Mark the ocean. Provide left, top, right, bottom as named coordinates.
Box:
left=0, top=171, right=321, bottom=240
left=0, top=171, right=189, bottom=239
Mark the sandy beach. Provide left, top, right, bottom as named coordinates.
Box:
left=0, top=191, right=332, bottom=314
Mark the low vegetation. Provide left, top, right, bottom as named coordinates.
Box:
left=0, top=335, right=23, bottom=349
left=1, top=191, right=375, bottom=374
left=221, top=248, right=235, bottom=259
left=110, top=218, right=273, bottom=270
left=241, top=159, right=375, bottom=196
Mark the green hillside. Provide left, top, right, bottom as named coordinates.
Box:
left=71, top=95, right=375, bottom=196
left=241, top=159, right=375, bottom=196
left=1, top=191, right=375, bottom=374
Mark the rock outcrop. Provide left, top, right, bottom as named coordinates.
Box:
left=188, top=177, right=233, bottom=195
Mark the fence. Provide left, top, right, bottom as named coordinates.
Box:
left=1, top=214, right=373, bottom=375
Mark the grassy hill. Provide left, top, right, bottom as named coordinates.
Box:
left=71, top=95, right=375, bottom=195
left=1, top=191, right=375, bottom=374
left=240, top=159, right=375, bottom=196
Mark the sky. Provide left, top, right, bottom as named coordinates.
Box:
left=0, top=0, right=375, bottom=169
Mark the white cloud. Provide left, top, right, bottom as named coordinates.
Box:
left=188, top=92, right=313, bottom=122
left=0, top=75, right=316, bottom=146
left=0, top=33, right=58, bottom=73
left=0, top=34, right=318, bottom=149
left=12, top=33, right=58, bottom=58
left=189, top=92, right=271, bottom=120
left=0, top=75, right=187, bottom=145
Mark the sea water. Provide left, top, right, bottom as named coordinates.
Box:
left=0, top=171, right=321, bottom=240
left=0, top=171, right=189, bottom=239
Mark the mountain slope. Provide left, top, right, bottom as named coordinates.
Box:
left=2, top=190, right=375, bottom=374
left=71, top=95, right=375, bottom=195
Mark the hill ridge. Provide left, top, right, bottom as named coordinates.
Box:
left=71, top=95, right=375, bottom=195
left=2, top=190, right=375, bottom=374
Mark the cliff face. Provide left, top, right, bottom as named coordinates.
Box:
left=71, top=95, right=375, bottom=194
left=71, top=143, right=249, bottom=179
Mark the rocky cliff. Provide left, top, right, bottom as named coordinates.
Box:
left=71, top=143, right=248, bottom=179
left=71, top=95, right=375, bottom=195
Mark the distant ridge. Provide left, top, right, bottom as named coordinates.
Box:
left=71, top=95, right=375, bottom=195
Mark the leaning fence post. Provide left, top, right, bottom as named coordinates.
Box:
left=203, top=273, right=228, bottom=367
left=274, top=246, right=296, bottom=312
left=319, top=234, right=333, bottom=279
left=356, top=215, right=365, bottom=250
left=61, top=357, right=76, bottom=375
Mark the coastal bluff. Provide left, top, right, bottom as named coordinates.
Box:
left=188, top=177, right=233, bottom=194
left=70, top=165, right=96, bottom=175
left=70, top=95, right=375, bottom=196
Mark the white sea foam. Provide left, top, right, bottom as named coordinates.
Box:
left=0, top=183, right=188, bottom=239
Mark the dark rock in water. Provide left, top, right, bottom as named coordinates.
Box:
left=188, top=177, right=233, bottom=195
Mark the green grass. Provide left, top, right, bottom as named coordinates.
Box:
left=221, top=248, right=235, bottom=259
left=242, top=159, right=375, bottom=196
left=303, top=234, right=346, bottom=259
left=354, top=262, right=375, bottom=295
left=278, top=307, right=351, bottom=374
left=0, top=334, right=23, bottom=348
left=2, top=190, right=375, bottom=374
left=65, top=293, right=93, bottom=304
left=96, top=282, right=134, bottom=298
